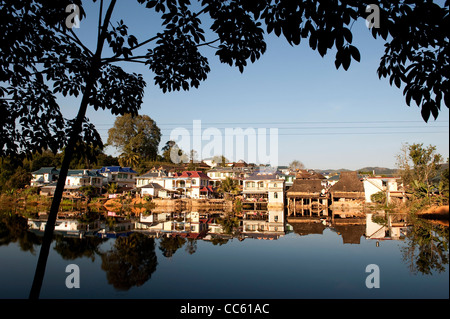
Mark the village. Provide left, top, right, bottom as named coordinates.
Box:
left=29, top=160, right=406, bottom=213
left=21, top=159, right=415, bottom=244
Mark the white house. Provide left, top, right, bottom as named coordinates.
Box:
left=363, top=176, right=401, bottom=204
left=30, top=167, right=59, bottom=186
left=243, top=171, right=285, bottom=206
left=206, top=167, right=236, bottom=186
left=138, top=182, right=164, bottom=197
left=172, top=171, right=213, bottom=198
left=98, top=166, right=138, bottom=188
left=66, top=169, right=104, bottom=188
left=135, top=170, right=167, bottom=188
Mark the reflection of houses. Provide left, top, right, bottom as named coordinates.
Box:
left=286, top=170, right=328, bottom=217
left=242, top=171, right=285, bottom=208
left=288, top=218, right=327, bottom=237
left=329, top=171, right=365, bottom=212
left=241, top=210, right=285, bottom=239
left=30, top=167, right=59, bottom=186
left=136, top=211, right=209, bottom=238
left=365, top=213, right=407, bottom=241
left=98, top=166, right=138, bottom=188
left=27, top=218, right=101, bottom=237
left=363, top=176, right=405, bottom=204
left=332, top=221, right=366, bottom=244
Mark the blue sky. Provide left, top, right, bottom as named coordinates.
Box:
left=63, top=1, right=449, bottom=170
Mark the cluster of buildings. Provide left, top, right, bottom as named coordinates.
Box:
left=29, top=161, right=405, bottom=210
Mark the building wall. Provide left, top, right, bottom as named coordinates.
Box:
left=364, top=178, right=399, bottom=203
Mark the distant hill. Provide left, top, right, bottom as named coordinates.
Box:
left=315, top=167, right=398, bottom=176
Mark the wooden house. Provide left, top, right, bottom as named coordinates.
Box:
left=329, top=171, right=365, bottom=212
left=286, top=178, right=329, bottom=217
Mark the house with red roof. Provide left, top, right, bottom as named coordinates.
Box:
left=171, top=171, right=214, bottom=198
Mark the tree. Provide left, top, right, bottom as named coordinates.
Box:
left=212, top=155, right=228, bottom=167
left=1, top=0, right=447, bottom=299
left=107, top=182, right=118, bottom=194
left=3, top=166, right=32, bottom=191
left=118, top=151, right=140, bottom=168
left=161, top=140, right=188, bottom=163
left=217, top=177, right=241, bottom=198
left=396, top=143, right=443, bottom=200
left=107, top=113, right=161, bottom=162
left=289, top=160, right=305, bottom=171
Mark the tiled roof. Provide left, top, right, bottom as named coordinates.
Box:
left=67, top=169, right=103, bottom=177
left=174, top=171, right=210, bottom=179
left=98, top=166, right=137, bottom=174
left=32, top=167, right=59, bottom=175
left=330, top=171, right=364, bottom=193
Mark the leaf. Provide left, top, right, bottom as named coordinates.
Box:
left=421, top=103, right=431, bottom=122
left=349, top=45, right=360, bottom=62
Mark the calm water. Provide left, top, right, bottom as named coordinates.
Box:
left=0, top=209, right=448, bottom=299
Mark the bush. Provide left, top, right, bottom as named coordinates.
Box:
left=371, top=191, right=386, bottom=205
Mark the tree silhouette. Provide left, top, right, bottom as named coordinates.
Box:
left=1, top=0, right=448, bottom=299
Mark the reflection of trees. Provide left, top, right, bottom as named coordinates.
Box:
left=0, top=212, right=41, bottom=253
left=217, top=216, right=240, bottom=235
left=159, top=236, right=186, bottom=258
left=185, top=238, right=197, bottom=255
left=209, top=236, right=229, bottom=246
left=401, top=217, right=449, bottom=275
left=101, top=233, right=158, bottom=291
left=53, top=235, right=107, bottom=261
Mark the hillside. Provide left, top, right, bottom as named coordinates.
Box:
left=315, top=167, right=398, bottom=176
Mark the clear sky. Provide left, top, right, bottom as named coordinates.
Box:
left=62, top=1, right=449, bottom=171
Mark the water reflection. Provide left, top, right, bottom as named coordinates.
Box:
left=0, top=207, right=448, bottom=294
left=101, top=233, right=157, bottom=291
left=401, top=216, right=449, bottom=275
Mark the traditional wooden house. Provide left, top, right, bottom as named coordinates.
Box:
left=286, top=179, right=328, bottom=216
left=295, top=169, right=326, bottom=180
left=329, top=171, right=365, bottom=211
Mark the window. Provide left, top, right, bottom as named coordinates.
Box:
left=192, top=179, right=196, bottom=185
left=258, top=182, right=264, bottom=188
left=274, top=192, right=278, bottom=199
left=273, top=183, right=277, bottom=187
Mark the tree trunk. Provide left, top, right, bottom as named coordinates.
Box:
left=28, top=74, right=97, bottom=299
left=29, top=0, right=117, bottom=299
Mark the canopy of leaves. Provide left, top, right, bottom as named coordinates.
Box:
left=1, top=0, right=448, bottom=162
left=107, top=113, right=161, bottom=161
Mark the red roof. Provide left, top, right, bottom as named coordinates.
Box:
left=174, top=171, right=210, bottom=179
left=200, top=186, right=214, bottom=192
